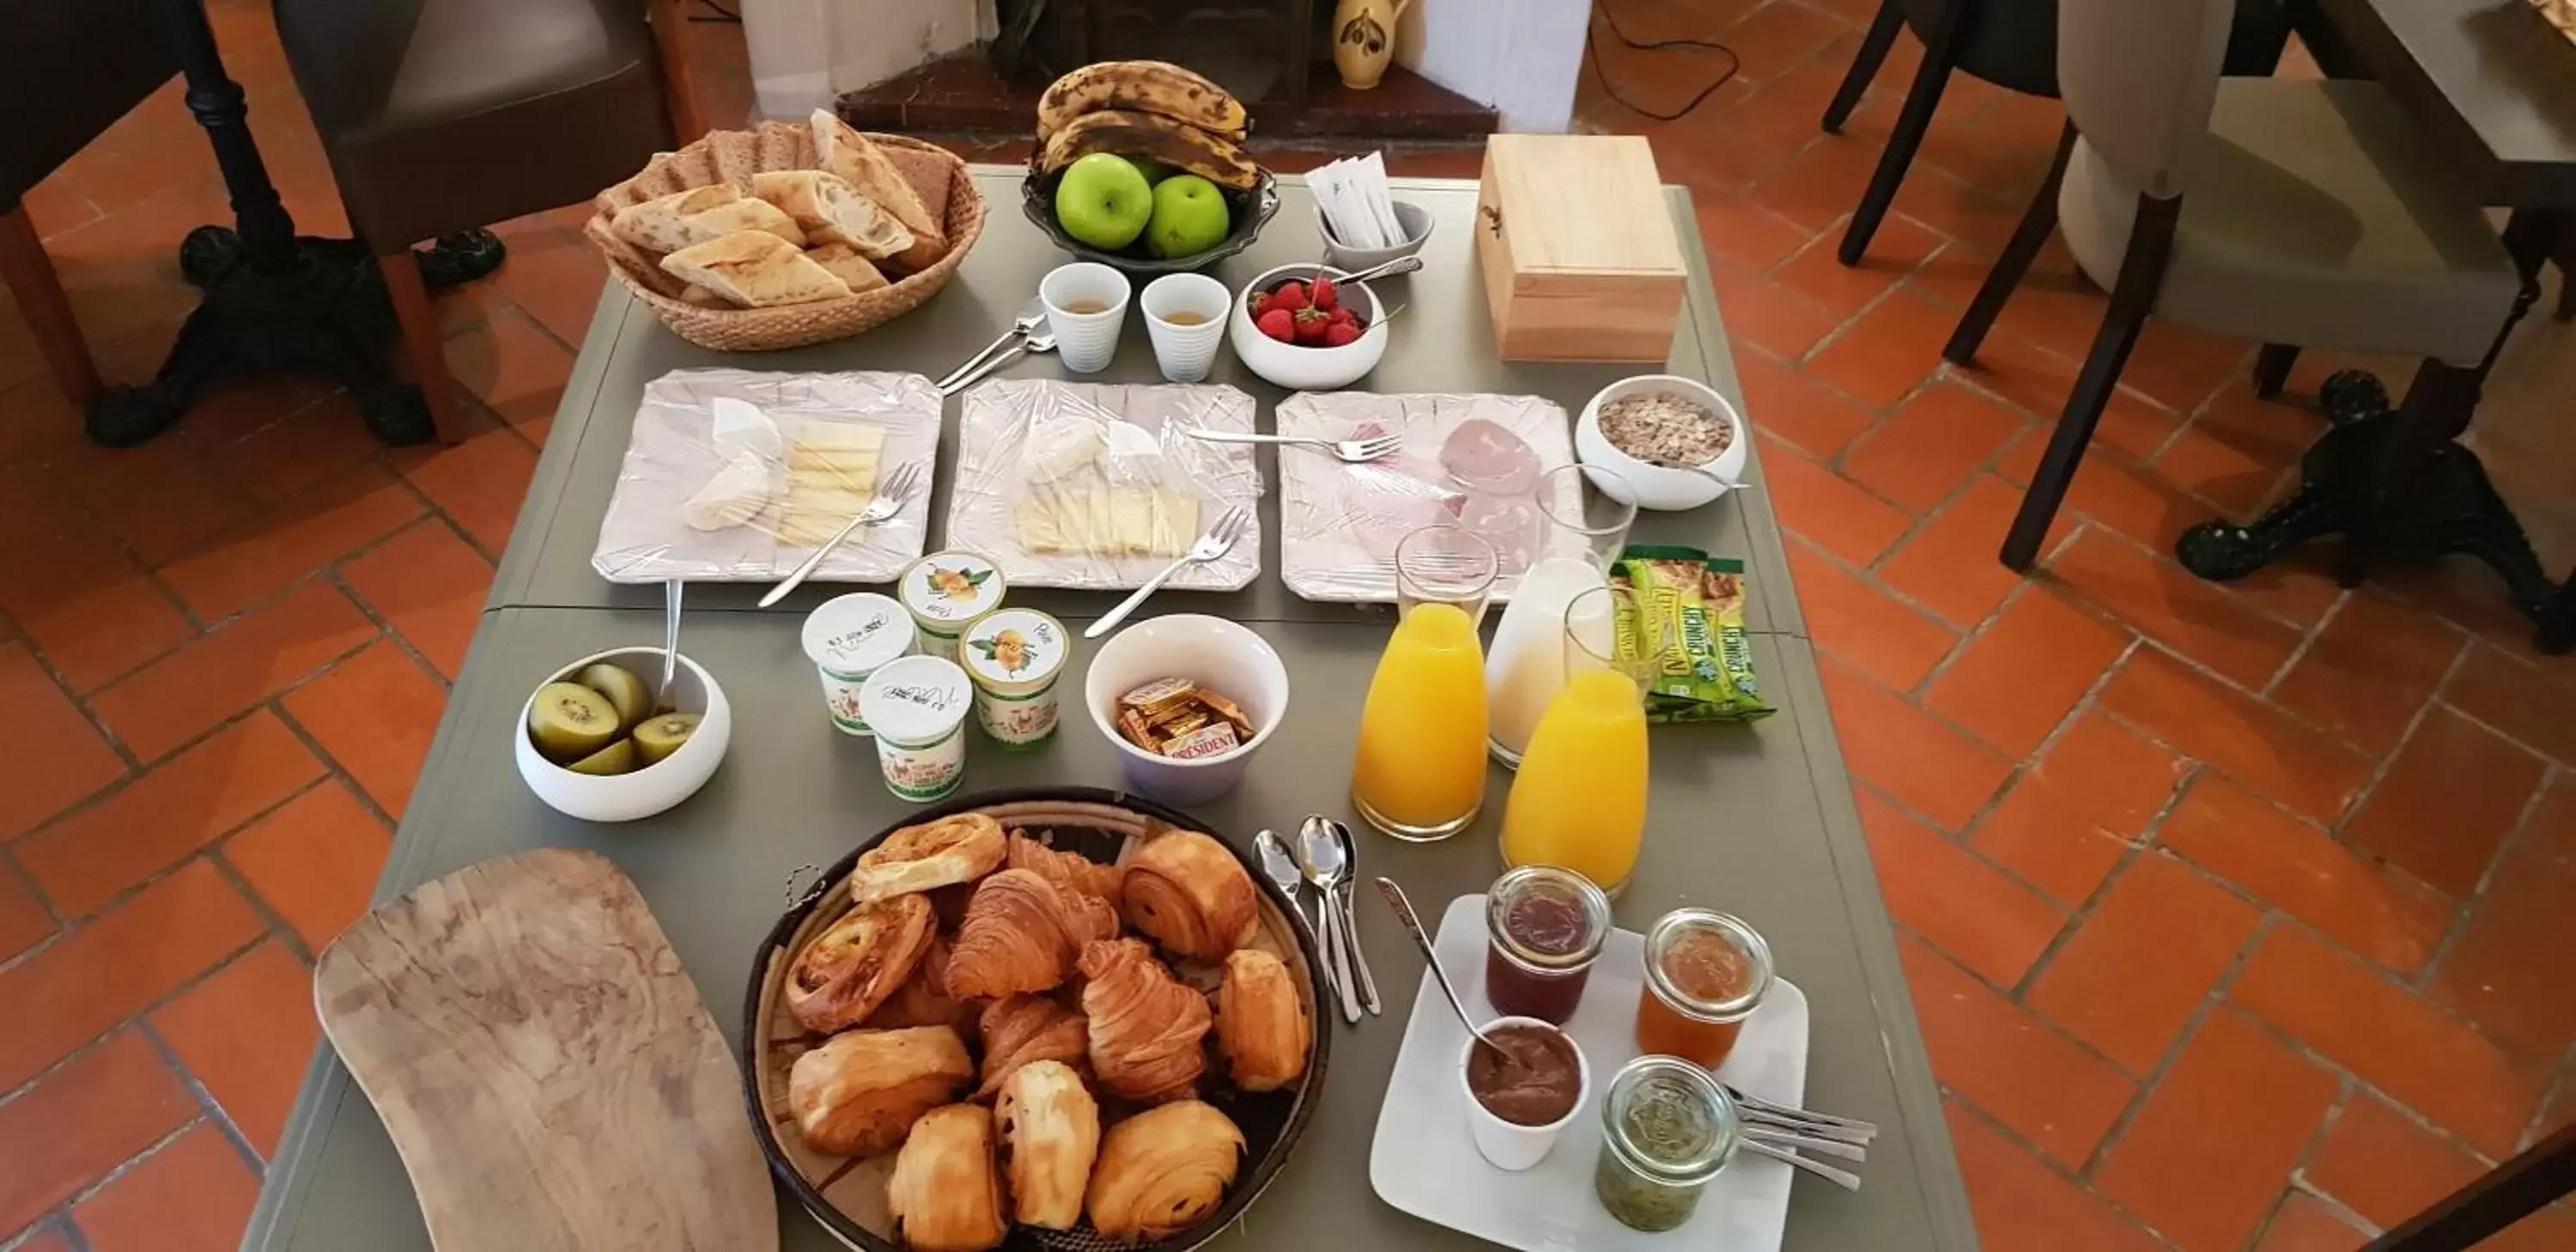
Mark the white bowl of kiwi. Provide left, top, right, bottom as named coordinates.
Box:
left=514, top=647, right=731, bottom=823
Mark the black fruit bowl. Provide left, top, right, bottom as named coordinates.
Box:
left=1022, top=166, right=1280, bottom=275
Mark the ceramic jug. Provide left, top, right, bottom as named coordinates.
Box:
left=1333, top=0, right=1412, bottom=90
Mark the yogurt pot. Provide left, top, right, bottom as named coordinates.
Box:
left=898, top=550, right=1006, bottom=659
left=799, top=593, right=915, bottom=736
left=856, top=654, right=972, bottom=802
left=959, top=607, right=1069, bottom=749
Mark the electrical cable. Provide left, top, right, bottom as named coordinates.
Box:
left=1583, top=1, right=1742, bottom=123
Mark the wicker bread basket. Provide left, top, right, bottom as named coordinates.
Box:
left=586, top=122, right=987, bottom=352
left=2537, top=0, right=2576, bottom=41
left=743, top=788, right=1330, bottom=1252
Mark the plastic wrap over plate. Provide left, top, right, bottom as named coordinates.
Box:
left=592, top=369, right=939, bottom=584
left=1276, top=392, right=1583, bottom=604
left=947, top=380, right=1263, bottom=591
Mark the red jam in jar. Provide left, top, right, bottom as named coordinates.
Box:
left=1484, top=866, right=1613, bottom=1024
left=1634, top=909, right=1772, bottom=1068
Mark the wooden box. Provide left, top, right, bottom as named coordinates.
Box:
left=1474, top=134, right=1687, bottom=362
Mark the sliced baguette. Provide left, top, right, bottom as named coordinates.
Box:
left=682, top=197, right=807, bottom=248
left=750, top=169, right=914, bottom=260
left=657, top=231, right=851, bottom=307
left=804, top=241, right=890, bottom=294
left=611, top=184, right=744, bottom=253
left=811, top=111, right=946, bottom=270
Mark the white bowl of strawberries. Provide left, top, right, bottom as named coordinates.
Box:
left=1228, top=262, right=1388, bottom=391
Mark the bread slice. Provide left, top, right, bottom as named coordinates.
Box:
left=682, top=197, right=806, bottom=248
left=611, top=183, right=743, bottom=253
left=804, top=241, right=890, bottom=294
left=657, top=232, right=851, bottom=307
left=811, top=111, right=947, bottom=270
left=750, top=169, right=914, bottom=260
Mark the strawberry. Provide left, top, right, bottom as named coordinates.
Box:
left=1311, top=275, right=1339, bottom=311
left=1321, top=321, right=1362, bottom=348
left=1255, top=307, right=1297, bottom=343
left=1326, top=304, right=1358, bottom=326
left=1268, top=281, right=1309, bottom=313
left=1250, top=291, right=1274, bottom=319
left=1291, top=307, right=1332, bottom=345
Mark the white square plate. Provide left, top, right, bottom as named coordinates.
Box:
left=1370, top=894, right=1807, bottom=1252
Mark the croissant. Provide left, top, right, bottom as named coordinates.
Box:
left=945, top=868, right=1121, bottom=1000
left=866, top=936, right=976, bottom=1031
left=787, top=893, right=936, bottom=1033
left=993, top=1059, right=1100, bottom=1230
left=1006, top=833, right=1124, bottom=906
left=1121, top=826, right=1260, bottom=960
left=975, top=994, right=1090, bottom=1101
left=1078, top=939, right=1211, bottom=1103
left=1084, top=1099, right=1245, bottom=1242
left=886, top=1103, right=1007, bottom=1252
left=847, top=812, right=1007, bottom=904
left=1217, top=949, right=1310, bottom=1092
left=787, top=1025, right=974, bottom=1157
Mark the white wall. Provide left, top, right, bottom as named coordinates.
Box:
left=1394, top=0, right=1590, bottom=133
left=744, top=0, right=996, bottom=120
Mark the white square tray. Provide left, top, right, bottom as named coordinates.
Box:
left=1370, top=894, right=1807, bottom=1251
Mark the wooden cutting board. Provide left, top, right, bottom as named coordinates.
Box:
left=316, top=848, right=777, bottom=1251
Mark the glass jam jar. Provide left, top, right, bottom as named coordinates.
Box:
left=1594, top=1055, right=1740, bottom=1232
left=1633, top=909, right=1772, bottom=1068
left=1483, top=866, right=1612, bottom=1024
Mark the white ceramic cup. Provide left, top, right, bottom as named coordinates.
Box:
left=1083, top=614, right=1288, bottom=805
left=1140, top=272, right=1231, bottom=383
left=1458, top=1018, right=1591, bottom=1172
left=1039, top=262, right=1132, bottom=374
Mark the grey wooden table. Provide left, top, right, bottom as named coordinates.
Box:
left=243, top=171, right=1977, bottom=1252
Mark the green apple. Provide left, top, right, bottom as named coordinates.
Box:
left=1130, top=156, right=1181, bottom=185
left=1145, top=174, right=1232, bottom=259
left=1054, top=153, right=1153, bottom=251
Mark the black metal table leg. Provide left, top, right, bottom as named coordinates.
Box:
left=87, top=0, right=504, bottom=448
left=2175, top=209, right=2573, bottom=653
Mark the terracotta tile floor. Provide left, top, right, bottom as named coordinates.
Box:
left=2, top=2, right=2572, bottom=1249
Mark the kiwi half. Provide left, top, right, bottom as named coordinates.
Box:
left=529, top=682, right=622, bottom=763
left=576, top=663, right=652, bottom=731
left=568, top=738, right=638, bottom=776
left=631, top=713, right=702, bottom=766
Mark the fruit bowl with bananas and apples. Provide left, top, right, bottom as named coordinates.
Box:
left=1022, top=60, right=1281, bottom=274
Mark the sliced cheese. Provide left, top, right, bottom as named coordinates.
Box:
left=797, top=422, right=888, bottom=453
left=1151, top=490, right=1200, bottom=556
left=789, top=461, right=878, bottom=495
left=1109, top=487, right=1156, bottom=555
left=1018, top=490, right=1067, bottom=553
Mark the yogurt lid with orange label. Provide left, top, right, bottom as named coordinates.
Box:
left=899, top=550, right=1005, bottom=630
left=959, top=608, right=1067, bottom=694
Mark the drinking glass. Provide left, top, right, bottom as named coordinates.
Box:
left=1564, top=583, right=1671, bottom=697
left=1537, top=464, right=1637, bottom=571
left=1394, top=524, right=1499, bottom=625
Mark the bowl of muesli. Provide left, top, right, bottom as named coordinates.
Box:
left=1574, top=374, right=1747, bottom=511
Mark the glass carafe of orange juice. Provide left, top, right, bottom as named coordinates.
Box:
left=1351, top=602, right=1490, bottom=841
left=1504, top=598, right=1659, bottom=891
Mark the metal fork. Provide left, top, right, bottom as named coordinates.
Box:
left=939, top=331, right=1058, bottom=397
left=1725, top=1085, right=1879, bottom=1140
left=757, top=460, right=927, bottom=608
left=1740, top=1138, right=1862, bottom=1190
left=1184, top=429, right=1402, bottom=464
left=1084, top=506, right=1252, bottom=639
left=936, top=299, right=1046, bottom=392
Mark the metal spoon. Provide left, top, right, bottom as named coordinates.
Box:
left=1297, top=816, right=1377, bottom=1018
left=1374, top=876, right=1498, bottom=1049
left=939, top=331, right=1058, bottom=397
left=1740, top=1138, right=1862, bottom=1191
left=653, top=579, right=683, bottom=713
left=1255, top=830, right=1353, bottom=1022
left=1293, top=817, right=1364, bottom=1024
left=1321, top=818, right=1380, bottom=1014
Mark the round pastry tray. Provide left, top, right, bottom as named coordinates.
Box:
left=741, top=786, right=1332, bottom=1251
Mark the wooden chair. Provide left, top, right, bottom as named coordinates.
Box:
left=1821, top=0, right=2292, bottom=266
left=0, top=0, right=181, bottom=409
left=270, top=0, right=703, bottom=441
left=1941, top=0, right=2520, bottom=573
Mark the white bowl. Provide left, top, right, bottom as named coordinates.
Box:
left=1083, top=615, right=1289, bottom=805
left=514, top=647, right=732, bottom=823
left=1575, top=374, right=1749, bottom=512
left=1228, top=262, right=1389, bottom=392
left=1457, top=1017, right=1591, bottom=1172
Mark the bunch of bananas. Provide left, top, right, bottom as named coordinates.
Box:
left=1036, top=61, right=1259, bottom=191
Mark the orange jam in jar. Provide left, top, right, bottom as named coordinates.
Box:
left=1633, top=909, right=1772, bottom=1068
